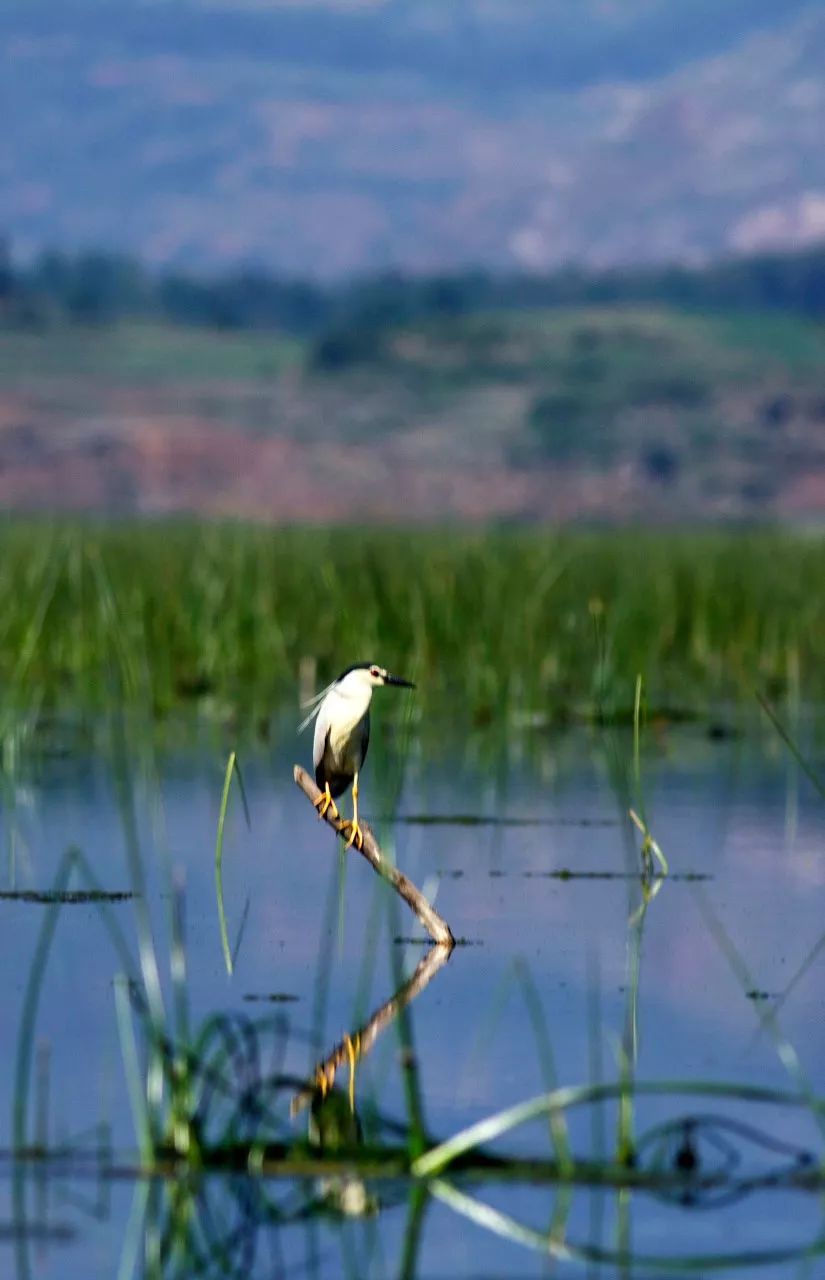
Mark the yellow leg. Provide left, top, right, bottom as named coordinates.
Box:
left=343, top=773, right=364, bottom=850
left=344, top=1032, right=360, bottom=1113
left=314, top=781, right=339, bottom=821
left=314, top=1060, right=334, bottom=1097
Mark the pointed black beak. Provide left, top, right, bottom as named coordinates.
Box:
left=384, top=672, right=416, bottom=689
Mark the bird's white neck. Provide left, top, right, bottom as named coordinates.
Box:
left=333, top=670, right=375, bottom=720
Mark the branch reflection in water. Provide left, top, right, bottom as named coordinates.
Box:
left=290, top=942, right=452, bottom=1219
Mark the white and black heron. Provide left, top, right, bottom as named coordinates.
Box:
left=300, top=662, right=415, bottom=849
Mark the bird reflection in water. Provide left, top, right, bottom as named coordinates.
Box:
left=290, top=942, right=452, bottom=1216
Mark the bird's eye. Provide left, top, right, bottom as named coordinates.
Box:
left=369, top=665, right=380, bottom=677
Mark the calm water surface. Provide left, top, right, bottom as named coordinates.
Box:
left=1, top=709, right=824, bottom=1277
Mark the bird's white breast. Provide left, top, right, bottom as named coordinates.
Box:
left=314, top=679, right=373, bottom=774
left=328, top=697, right=366, bottom=753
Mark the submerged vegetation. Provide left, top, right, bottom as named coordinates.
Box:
left=0, top=521, right=822, bottom=722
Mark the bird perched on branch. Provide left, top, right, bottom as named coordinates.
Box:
left=300, top=663, right=415, bottom=849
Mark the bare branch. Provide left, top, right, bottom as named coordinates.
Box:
left=291, top=942, right=452, bottom=1117
left=293, top=765, right=455, bottom=948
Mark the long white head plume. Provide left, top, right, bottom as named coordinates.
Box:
left=297, top=679, right=336, bottom=733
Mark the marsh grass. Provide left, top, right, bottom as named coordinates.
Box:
left=0, top=522, right=823, bottom=727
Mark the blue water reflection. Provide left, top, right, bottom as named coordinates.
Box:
left=1, top=712, right=824, bottom=1276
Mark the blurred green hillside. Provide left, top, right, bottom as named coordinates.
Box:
left=1, top=251, right=824, bottom=521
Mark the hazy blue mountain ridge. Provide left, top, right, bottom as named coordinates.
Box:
left=4, top=0, right=816, bottom=96
left=3, top=0, right=824, bottom=274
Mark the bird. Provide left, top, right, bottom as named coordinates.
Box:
left=300, top=662, right=415, bottom=850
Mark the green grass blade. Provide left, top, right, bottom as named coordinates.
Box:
left=114, top=975, right=153, bottom=1165
left=756, top=691, right=825, bottom=803
left=215, top=750, right=248, bottom=975
left=431, top=1179, right=562, bottom=1255
left=11, top=845, right=138, bottom=1155
left=633, top=672, right=643, bottom=807
left=431, top=1178, right=825, bottom=1272
left=116, top=1180, right=151, bottom=1280
left=170, top=871, right=189, bottom=1043
left=693, top=885, right=825, bottom=1141
left=233, top=754, right=251, bottom=829
left=413, top=1079, right=825, bottom=1178
left=465, top=958, right=572, bottom=1169
left=414, top=1092, right=571, bottom=1178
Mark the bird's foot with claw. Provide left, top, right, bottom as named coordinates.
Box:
left=314, top=785, right=339, bottom=821
left=342, top=820, right=364, bottom=850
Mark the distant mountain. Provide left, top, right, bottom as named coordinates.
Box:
left=2, top=0, right=824, bottom=276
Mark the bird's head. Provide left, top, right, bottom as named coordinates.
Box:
left=337, top=662, right=416, bottom=693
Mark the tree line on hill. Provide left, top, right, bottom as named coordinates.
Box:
left=1, top=235, right=824, bottom=340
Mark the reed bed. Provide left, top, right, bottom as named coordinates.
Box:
left=0, top=521, right=822, bottom=723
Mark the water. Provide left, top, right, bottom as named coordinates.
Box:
left=1, top=709, right=824, bottom=1277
